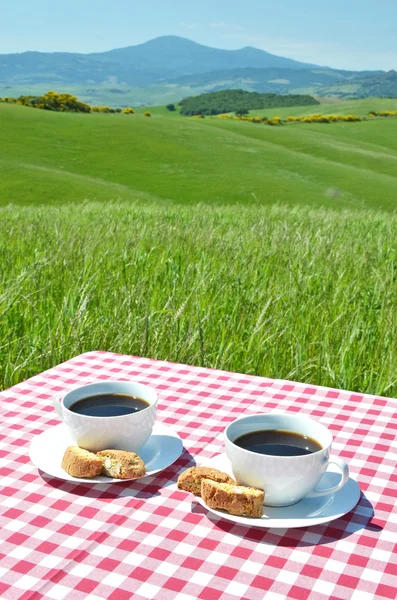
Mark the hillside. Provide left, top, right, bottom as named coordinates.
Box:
left=168, top=66, right=386, bottom=96
left=294, top=69, right=397, bottom=99
left=1, top=100, right=397, bottom=211
left=246, top=97, right=397, bottom=118
left=0, top=36, right=394, bottom=106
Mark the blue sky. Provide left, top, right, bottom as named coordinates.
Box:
left=2, top=0, right=396, bottom=71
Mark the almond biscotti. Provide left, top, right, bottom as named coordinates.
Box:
left=97, top=449, right=146, bottom=479
left=177, top=466, right=236, bottom=496
left=201, top=479, right=264, bottom=518
left=61, top=446, right=103, bottom=479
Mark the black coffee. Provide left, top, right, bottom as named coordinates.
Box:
left=69, top=393, right=150, bottom=417
left=234, top=429, right=322, bottom=456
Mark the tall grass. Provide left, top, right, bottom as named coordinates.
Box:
left=1, top=201, right=396, bottom=396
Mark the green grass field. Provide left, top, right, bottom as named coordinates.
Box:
left=1, top=100, right=397, bottom=394
left=1, top=101, right=397, bottom=210
left=247, top=97, right=397, bottom=118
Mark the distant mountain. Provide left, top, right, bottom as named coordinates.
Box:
left=0, top=35, right=321, bottom=89
left=0, top=36, right=394, bottom=105
left=98, top=36, right=321, bottom=74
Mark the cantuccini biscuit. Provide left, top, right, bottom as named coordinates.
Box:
left=201, top=479, right=264, bottom=518
left=177, top=466, right=236, bottom=496
left=61, top=446, right=103, bottom=479
left=97, top=449, right=146, bottom=479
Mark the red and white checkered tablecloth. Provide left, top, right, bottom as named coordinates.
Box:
left=0, top=351, right=396, bottom=600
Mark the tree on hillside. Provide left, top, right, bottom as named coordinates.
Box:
left=166, top=103, right=176, bottom=111
left=235, top=108, right=249, bottom=116
left=179, top=89, right=320, bottom=116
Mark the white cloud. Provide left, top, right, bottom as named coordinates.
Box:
left=209, top=22, right=227, bottom=29
left=180, top=22, right=200, bottom=30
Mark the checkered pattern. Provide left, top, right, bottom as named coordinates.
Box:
left=0, top=351, right=396, bottom=600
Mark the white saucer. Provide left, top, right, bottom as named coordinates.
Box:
left=29, top=422, right=183, bottom=483
left=196, top=454, right=361, bottom=529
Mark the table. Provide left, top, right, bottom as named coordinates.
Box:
left=0, top=351, right=396, bottom=600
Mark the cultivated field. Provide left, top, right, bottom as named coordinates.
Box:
left=0, top=100, right=396, bottom=394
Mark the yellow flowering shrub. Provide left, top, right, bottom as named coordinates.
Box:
left=266, top=117, right=282, bottom=126
left=301, top=114, right=329, bottom=123
left=343, top=114, right=361, bottom=122
left=378, top=110, right=397, bottom=117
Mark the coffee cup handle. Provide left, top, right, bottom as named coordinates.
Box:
left=306, top=457, right=349, bottom=498
left=53, top=396, right=64, bottom=421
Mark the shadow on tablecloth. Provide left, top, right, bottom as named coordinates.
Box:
left=191, top=491, right=380, bottom=547
left=39, top=445, right=196, bottom=500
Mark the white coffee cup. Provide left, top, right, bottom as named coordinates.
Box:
left=53, top=381, right=158, bottom=453
left=225, top=412, right=349, bottom=507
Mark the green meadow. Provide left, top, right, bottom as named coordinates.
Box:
left=247, top=97, right=397, bottom=118
left=0, top=100, right=397, bottom=394
left=2, top=101, right=397, bottom=210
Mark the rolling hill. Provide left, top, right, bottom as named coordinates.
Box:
left=1, top=99, right=397, bottom=211
left=293, top=69, right=397, bottom=99
left=167, top=66, right=393, bottom=97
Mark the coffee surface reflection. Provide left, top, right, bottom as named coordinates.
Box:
left=234, top=429, right=323, bottom=456
left=69, top=393, right=149, bottom=417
